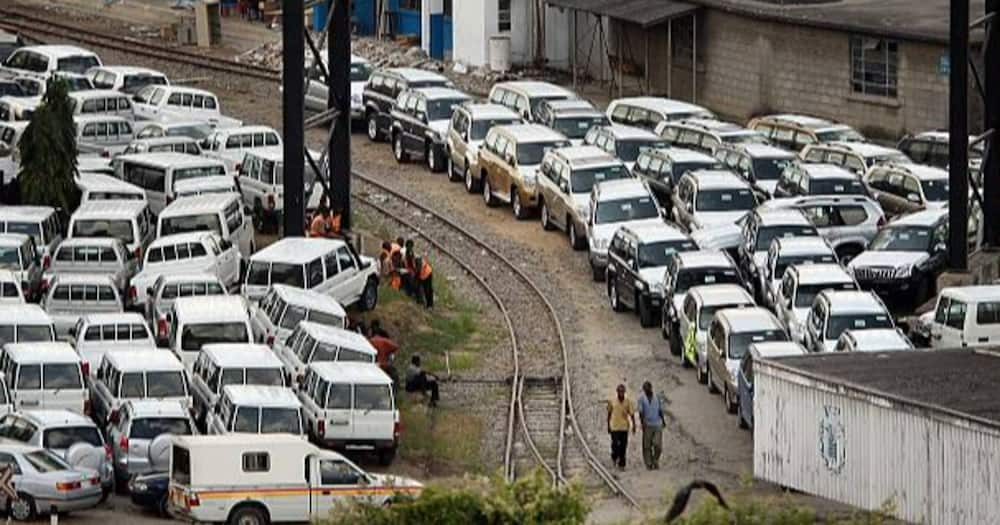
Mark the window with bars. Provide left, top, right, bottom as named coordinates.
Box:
left=850, top=36, right=898, bottom=98
left=498, top=0, right=511, bottom=32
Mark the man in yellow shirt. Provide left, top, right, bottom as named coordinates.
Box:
left=607, top=384, right=636, bottom=470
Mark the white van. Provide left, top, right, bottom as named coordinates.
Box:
left=251, top=285, right=346, bottom=349
left=113, top=152, right=228, bottom=214
left=76, top=172, right=147, bottom=203
left=0, top=304, right=56, bottom=346
left=243, top=237, right=379, bottom=310
left=130, top=232, right=240, bottom=308
left=236, top=147, right=319, bottom=230
left=131, top=85, right=241, bottom=129
left=0, top=45, right=102, bottom=79
left=157, top=193, right=253, bottom=257
left=299, top=362, right=399, bottom=464
left=69, top=90, right=135, bottom=119
left=144, top=273, right=227, bottom=343
left=930, top=285, right=1000, bottom=348
left=189, top=344, right=285, bottom=427
left=68, top=200, right=156, bottom=261
left=41, top=273, right=124, bottom=337
left=0, top=96, right=38, bottom=123
left=72, top=312, right=155, bottom=376
left=276, top=321, right=377, bottom=385
left=91, top=350, right=190, bottom=426
left=0, top=342, right=87, bottom=414
left=202, top=125, right=281, bottom=173
left=0, top=206, right=64, bottom=264
left=206, top=385, right=304, bottom=437
left=0, top=233, right=41, bottom=300
left=166, top=296, right=253, bottom=368
left=75, top=115, right=135, bottom=157
left=86, top=65, right=169, bottom=95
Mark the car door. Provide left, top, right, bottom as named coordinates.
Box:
left=330, top=247, right=364, bottom=304
left=618, top=238, right=639, bottom=309
left=485, top=135, right=508, bottom=195
left=931, top=296, right=966, bottom=348
left=407, top=96, right=427, bottom=153
left=900, top=175, right=924, bottom=213
left=321, top=381, right=352, bottom=441
left=310, top=457, right=370, bottom=517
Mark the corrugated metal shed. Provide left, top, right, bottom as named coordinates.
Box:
left=545, top=0, right=699, bottom=28
left=755, top=349, right=1000, bottom=524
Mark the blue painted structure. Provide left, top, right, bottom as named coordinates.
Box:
left=429, top=13, right=444, bottom=59
left=354, top=0, right=376, bottom=35
left=443, top=13, right=452, bottom=54
left=392, top=0, right=422, bottom=37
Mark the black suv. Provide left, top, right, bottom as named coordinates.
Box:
left=606, top=222, right=698, bottom=327
left=846, top=208, right=949, bottom=305
left=389, top=86, right=470, bottom=172
left=632, top=147, right=721, bottom=206
left=363, top=67, right=451, bottom=143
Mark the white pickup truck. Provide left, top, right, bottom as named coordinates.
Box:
left=168, top=434, right=421, bottom=524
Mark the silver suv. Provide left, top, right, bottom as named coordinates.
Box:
left=757, top=195, right=885, bottom=263
left=445, top=102, right=521, bottom=189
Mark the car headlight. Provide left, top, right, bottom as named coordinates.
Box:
left=651, top=282, right=665, bottom=296
left=429, top=131, right=442, bottom=143
left=130, top=481, right=148, bottom=492
left=893, top=266, right=912, bottom=278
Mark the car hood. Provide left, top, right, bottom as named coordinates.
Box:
left=428, top=120, right=450, bottom=137
left=849, top=251, right=929, bottom=269
left=591, top=218, right=663, bottom=244
left=639, top=267, right=668, bottom=287
left=756, top=180, right=778, bottom=196
left=370, top=473, right=423, bottom=490
left=689, top=223, right=742, bottom=250
left=571, top=193, right=590, bottom=215
left=519, top=164, right=540, bottom=183
left=694, top=210, right=749, bottom=229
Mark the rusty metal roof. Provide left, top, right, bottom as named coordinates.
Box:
left=546, top=0, right=699, bottom=28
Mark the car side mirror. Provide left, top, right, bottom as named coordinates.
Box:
left=416, top=111, right=427, bottom=123
left=934, top=242, right=946, bottom=253
left=906, top=193, right=921, bottom=203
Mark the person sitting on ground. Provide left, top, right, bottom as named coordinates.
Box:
left=405, top=355, right=439, bottom=407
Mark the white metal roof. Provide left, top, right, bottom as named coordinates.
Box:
left=49, top=273, right=116, bottom=287
left=689, top=284, right=754, bottom=307
left=308, top=361, right=392, bottom=385
left=552, top=146, right=620, bottom=168
left=22, top=45, right=98, bottom=60
left=822, top=290, right=888, bottom=314
left=791, top=263, right=855, bottom=286
left=69, top=89, right=130, bottom=102
left=800, top=163, right=858, bottom=179
left=773, top=236, right=834, bottom=257
left=0, top=206, right=57, bottom=222
left=687, top=169, right=750, bottom=190
left=250, top=237, right=347, bottom=266
left=677, top=118, right=749, bottom=134
left=173, top=432, right=322, bottom=451
left=271, top=285, right=346, bottom=318
left=155, top=85, right=216, bottom=98
left=412, top=86, right=470, bottom=101
left=71, top=199, right=147, bottom=220
left=827, top=141, right=906, bottom=158
left=494, top=80, right=575, bottom=98
left=890, top=163, right=949, bottom=181
left=762, top=114, right=836, bottom=129
left=208, top=125, right=278, bottom=138
left=159, top=193, right=239, bottom=218
left=201, top=344, right=283, bottom=369
left=221, top=385, right=301, bottom=408
left=90, top=65, right=166, bottom=77
left=298, top=322, right=376, bottom=356
left=105, top=349, right=183, bottom=371
left=939, top=285, right=1000, bottom=303
left=114, top=152, right=224, bottom=170
left=130, top=136, right=199, bottom=147
left=21, top=410, right=95, bottom=428
left=749, top=341, right=808, bottom=359
left=609, top=97, right=712, bottom=118
left=385, top=67, right=449, bottom=83
left=76, top=172, right=144, bottom=193
left=718, top=307, right=783, bottom=333
left=55, top=237, right=121, bottom=250
left=74, top=115, right=131, bottom=127
left=740, top=143, right=796, bottom=158
left=843, top=328, right=913, bottom=352
left=754, top=208, right=812, bottom=227
left=675, top=250, right=736, bottom=269
left=124, top=399, right=190, bottom=418
left=493, top=123, right=567, bottom=143
left=593, top=178, right=651, bottom=200
left=0, top=304, right=52, bottom=325
left=154, top=272, right=223, bottom=286
left=4, top=343, right=80, bottom=363
left=172, top=296, right=249, bottom=324
left=624, top=222, right=690, bottom=244
left=0, top=234, right=30, bottom=248
left=173, top=176, right=237, bottom=194
left=543, top=98, right=599, bottom=114
left=462, top=102, right=519, bottom=120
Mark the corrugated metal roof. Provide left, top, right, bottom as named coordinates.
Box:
left=546, top=0, right=698, bottom=28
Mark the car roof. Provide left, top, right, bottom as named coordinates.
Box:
left=270, top=285, right=346, bottom=318
left=173, top=433, right=330, bottom=452
left=131, top=136, right=199, bottom=146
left=201, top=344, right=283, bottom=368
left=825, top=141, right=904, bottom=158
left=91, top=65, right=165, bottom=76
left=0, top=234, right=30, bottom=248
left=384, top=67, right=449, bottom=82
left=174, top=176, right=236, bottom=192
left=843, top=328, right=912, bottom=351
left=411, top=86, right=469, bottom=100
left=250, top=237, right=347, bottom=265
left=749, top=341, right=808, bottom=358
left=209, top=125, right=276, bottom=137
left=68, top=89, right=129, bottom=101
left=882, top=163, right=949, bottom=181
left=0, top=304, right=52, bottom=324
left=717, top=307, right=783, bottom=332
left=889, top=207, right=948, bottom=227
left=105, top=349, right=183, bottom=371
left=594, top=178, right=651, bottom=200
left=493, top=123, right=567, bottom=143
left=297, top=322, right=376, bottom=355
left=21, top=409, right=95, bottom=428
left=541, top=98, right=599, bottom=114
left=4, top=342, right=79, bottom=363
left=74, top=115, right=131, bottom=126
left=940, top=285, right=1000, bottom=303
left=124, top=399, right=190, bottom=418
left=0, top=206, right=57, bottom=222
left=689, top=284, right=754, bottom=306
left=791, top=263, right=854, bottom=285
left=308, top=362, right=392, bottom=385
left=172, top=296, right=249, bottom=323
left=760, top=195, right=879, bottom=211
left=222, top=385, right=302, bottom=407
left=622, top=222, right=690, bottom=243
left=0, top=269, right=16, bottom=282
left=602, top=124, right=660, bottom=140
left=610, top=97, right=712, bottom=116
left=674, top=118, right=751, bottom=134
left=759, top=114, right=836, bottom=129
left=155, top=272, right=222, bottom=286
left=821, top=290, right=887, bottom=313
left=645, top=147, right=717, bottom=163
left=21, top=45, right=97, bottom=59
left=155, top=85, right=215, bottom=97
left=461, top=102, right=519, bottom=120
left=551, top=145, right=620, bottom=167
left=737, top=143, right=796, bottom=158
left=114, top=152, right=224, bottom=170
left=76, top=172, right=144, bottom=192
left=243, top=146, right=285, bottom=162
left=81, top=312, right=146, bottom=325
left=675, top=250, right=736, bottom=269
left=159, top=193, right=239, bottom=217
left=149, top=231, right=217, bottom=249
left=686, top=169, right=749, bottom=190
left=50, top=273, right=115, bottom=286
left=799, top=163, right=857, bottom=179
left=754, top=208, right=811, bottom=226
left=494, top=80, right=575, bottom=97
left=773, top=236, right=833, bottom=256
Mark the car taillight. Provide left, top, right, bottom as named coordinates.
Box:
left=266, top=334, right=274, bottom=346
left=104, top=444, right=112, bottom=460
left=393, top=420, right=401, bottom=441
left=40, top=278, right=49, bottom=292
left=186, top=493, right=200, bottom=507
left=101, top=149, right=110, bottom=158
left=129, top=285, right=138, bottom=302
left=317, top=419, right=325, bottom=435
left=118, top=435, right=128, bottom=453
left=81, top=362, right=90, bottom=377
left=158, top=317, right=168, bottom=339
left=90, top=476, right=100, bottom=486
left=267, top=194, right=275, bottom=209
left=42, top=255, right=50, bottom=270
left=56, top=481, right=81, bottom=491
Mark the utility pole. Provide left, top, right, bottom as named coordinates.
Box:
left=949, top=0, right=969, bottom=270
left=329, top=0, right=352, bottom=230
left=282, top=0, right=305, bottom=236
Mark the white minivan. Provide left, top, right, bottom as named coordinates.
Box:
left=206, top=385, right=304, bottom=437
left=76, top=172, right=147, bottom=203
left=0, top=304, right=57, bottom=346
left=90, top=350, right=190, bottom=427
left=166, top=296, right=253, bottom=368
left=0, top=342, right=87, bottom=414
left=71, top=312, right=155, bottom=376
left=130, top=232, right=241, bottom=309
left=113, top=152, right=228, bottom=214
left=930, top=285, right=1000, bottom=349
left=189, top=344, right=285, bottom=427
left=275, top=321, right=377, bottom=385
left=157, top=193, right=254, bottom=257
left=75, top=115, right=135, bottom=157
left=251, top=284, right=346, bottom=349
left=67, top=200, right=156, bottom=261
left=298, top=362, right=399, bottom=464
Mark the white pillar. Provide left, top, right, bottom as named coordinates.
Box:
left=422, top=0, right=443, bottom=55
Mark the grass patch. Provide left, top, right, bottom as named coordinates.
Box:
left=397, top=401, right=486, bottom=475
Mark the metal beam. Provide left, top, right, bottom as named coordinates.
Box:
left=984, top=0, right=1000, bottom=246
left=282, top=0, right=305, bottom=236
left=329, top=0, right=352, bottom=230
left=949, top=0, right=969, bottom=268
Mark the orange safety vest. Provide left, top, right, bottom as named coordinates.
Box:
left=309, top=214, right=328, bottom=237
left=417, top=260, right=432, bottom=280
left=327, top=213, right=342, bottom=235
left=390, top=271, right=402, bottom=290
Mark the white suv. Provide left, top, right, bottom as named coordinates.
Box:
left=586, top=178, right=666, bottom=281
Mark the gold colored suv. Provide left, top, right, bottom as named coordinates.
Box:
left=478, top=124, right=570, bottom=219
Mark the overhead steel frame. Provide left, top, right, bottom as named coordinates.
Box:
left=283, top=0, right=352, bottom=236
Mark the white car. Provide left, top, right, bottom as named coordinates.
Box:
left=131, top=85, right=241, bottom=129
left=774, top=263, right=857, bottom=344
left=672, top=169, right=757, bottom=232
left=305, top=53, right=372, bottom=119
left=804, top=290, right=893, bottom=353
left=761, top=236, right=838, bottom=309
left=834, top=328, right=914, bottom=352
left=129, top=232, right=240, bottom=308
left=143, top=273, right=227, bottom=344
left=0, top=45, right=101, bottom=79
left=201, top=125, right=282, bottom=173
left=586, top=178, right=666, bottom=281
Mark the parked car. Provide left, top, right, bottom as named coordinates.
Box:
left=0, top=45, right=102, bottom=79
left=236, top=147, right=320, bottom=232
left=747, top=114, right=865, bottom=150
left=201, top=125, right=281, bottom=173
left=107, top=400, right=195, bottom=486
left=46, top=237, right=136, bottom=294
left=445, top=102, right=521, bottom=189
left=834, top=328, right=914, bottom=352
left=760, top=236, right=838, bottom=309
left=606, top=222, right=697, bottom=327
left=534, top=98, right=608, bottom=145
left=86, top=65, right=168, bottom=95
left=0, top=342, right=87, bottom=414
left=71, top=312, right=154, bottom=376
left=478, top=124, right=571, bottom=219
left=67, top=199, right=156, bottom=260
left=707, top=307, right=787, bottom=412
left=0, top=442, right=103, bottom=521
left=928, top=285, right=1000, bottom=349
left=487, top=80, right=576, bottom=123
left=363, top=67, right=451, bottom=142
left=13, top=72, right=93, bottom=97
left=0, top=96, right=38, bottom=123
left=774, top=162, right=868, bottom=198
left=0, top=304, right=56, bottom=345
left=847, top=208, right=949, bottom=304
left=275, top=321, right=377, bottom=385
left=173, top=175, right=239, bottom=199
left=586, top=178, right=665, bottom=280
left=672, top=169, right=757, bottom=232
left=582, top=124, right=667, bottom=171
left=128, top=471, right=170, bottom=516
left=250, top=284, right=346, bottom=348
left=736, top=207, right=818, bottom=301
left=606, top=96, right=714, bottom=131
left=804, top=290, right=893, bottom=353
left=676, top=284, right=755, bottom=382
left=656, top=118, right=767, bottom=155
left=633, top=147, right=722, bottom=205
left=0, top=269, right=24, bottom=304
left=68, top=89, right=134, bottom=120
left=773, top=263, right=858, bottom=344
left=41, top=273, right=123, bottom=337
left=0, top=205, right=63, bottom=265
left=76, top=172, right=147, bottom=203
left=757, top=195, right=884, bottom=263
left=132, top=120, right=214, bottom=142
left=74, top=114, right=135, bottom=157
left=0, top=234, right=41, bottom=301
left=165, top=296, right=253, bottom=368
left=736, top=341, right=807, bottom=429
left=131, top=85, right=241, bottom=129
left=305, top=53, right=371, bottom=118
left=864, top=162, right=949, bottom=217
left=206, top=385, right=304, bottom=437
left=143, top=273, right=227, bottom=344
left=189, top=344, right=285, bottom=427
left=661, top=250, right=746, bottom=351
left=799, top=141, right=909, bottom=176
left=90, top=349, right=190, bottom=427
left=113, top=152, right=228, bottom=214
left=713, top=142, right=796, bottom=197
left=130, top=232, right=240, bottom=308
left=536, top=145, right=630, bottom=248
left=120, top=136, right=202, bottom=156
left=157, top=192, right=254, bottom=257
left=390, top=86, right=471, bottom=172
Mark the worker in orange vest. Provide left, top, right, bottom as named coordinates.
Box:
left=309, top=206, right=330, bottom=238
left=413, top=255, right=433, bottom=308
left=388, top=250, right=404, bottom=291
left=327, top=206, right=343, bottom=238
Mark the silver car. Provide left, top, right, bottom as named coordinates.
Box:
left=0, top=410, right=113, bottom=498
left=758, top=195, right=885, bottom=263
left=0, top=442, right=103, bottom=520
left=40, top=274, right=124, bottom=338
left=107, top=400, right=196, bottom=485
left=45, top=237, right=137, bottom=294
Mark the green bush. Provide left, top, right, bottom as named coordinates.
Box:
left=17, top=78, right=80, bottom=211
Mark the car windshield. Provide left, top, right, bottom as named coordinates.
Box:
left=246, top=368, right=284, bottom=386
left=518, top=141, right=568, bottom=165
left=795, top=282, right=856, bottom=308
left=350, top=62, right=373, bottom=82
left=699, top=303, right=750, bottom=331
left=123, top=74, right=167, bottom=94
left=146, top=371, right=186, bottom=397
left=0, top=82, right=24, bottom=97
left=17, top=325, right=53, bottom=343
left=57, top=56, right=100, bottom=74
left=43, top=364, right=82, bottom=389
left=43, top=426, right=102, bottom=449
left=246, top=261, right=270, bottom=285
left=167, top=124, right=213, bottom=140
left=73, top=219, right=135, bottom=244
left=570, top=165, right=628, bottom=194
left=866, top=153, right=911, bottom=167
left=0, top=247, right=18, bottom=268
left=530, top=95, right=572, bottom=115
left=130, top=417, right=192, bottom=440
left=671, top=161, right=720, bottom=183
left=695, top=189, right=755, bottom=212
left=815, top=128, right=865, bottom=143
left=921, top=180, right=949, bottom=202
left=5, top=222, right=41, bottom=245
left=826, top=313, right=892, bottom=339
left=161, top=214, right=222, bottom=236
left=595, top=196, right=659, bottom=224
left=470, top=118, right=519, bottom=141
left=24, top=450, right=69, bottom=472
left=64, top=77, right=93, bottom=92
left=869, top=226, right=933, bottom=252
left=552, top=116, right=607, bottom=139
left=172, top=165, right=226, bottom=184
left=810, top=178, right=867, bottom=196
left=773, top=255, right=837, bottom=282
left=616, top=140, right=668, bottom=162
left=674, top=268, right=742, bottom=295
left=755, top=225, right=818, bottom=251
left=752, top=158, right=794, bottom=181
left=260, top=407, right=301, bottom=434
left=638, top=240, right=698, bottom=268
left=427, top=98, right=466, bottom=121
left=180, top=322, right=249, bottom=351
left=729, top=329, right=788, bottom=360
left=270, top=263, right=305, bottom=288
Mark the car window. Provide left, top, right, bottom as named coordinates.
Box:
left=16, top=364, right=40, bottom=390
left=233, top=406, right=259, bottom=433
left=120, top=372, right=145, bottom=398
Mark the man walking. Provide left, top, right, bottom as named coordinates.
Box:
left=607, top=384, right=635, bottom=470
left=637, top=381, right=665, bottom=470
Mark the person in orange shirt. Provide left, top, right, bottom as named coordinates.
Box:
left=366, top=319, right=400, bottom=383
left=388, top=250, right=404, bottom=290
left=327, top=206, right=343, bottom=238
left=414, top=255, right=433, bottom=308
left=309, top=206, right=329, bottom=237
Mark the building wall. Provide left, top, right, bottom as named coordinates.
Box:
left=451, top=0, right=537, bottom=68
left=755, top=362, right=1000, bottom=524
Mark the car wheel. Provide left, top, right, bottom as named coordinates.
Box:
left=707, top=366, right=719, bottom=393
left=540, top=202, right=554, bottom=230
left=158, top=493, right=170, bottom=517
left=9, top=492, right=35, bottom=521
left=696, top=357, right=707, bottom=383
left=676, top=332, right=689, bottom=364
left=608, top=280, right=624, bottom=312
left=590, top=261, right=604, bottom=282
left=464, top=165, right=478, bottom=192
left=252, top=200, right=265, bottom=232
left=367, top=112, right=381, bottom=142
left=447, top=154, right=459, bottom=181
left=738, top=408, right=750, bottom=429
left=360, top=278, right=378, bottom=311
left=393, top=133, right=408, bottom=163
left=724, top=385, right=737, bottom=413
left=637, top=296, right=655, bottom=328
left=483, top=178, right=496, bottom=207
left=427, top=144, right=440, bottom=172
left=513, top=190, right=529, bottom=220
left=569, top=223, right=585, bottom=251
left=228, top=505, right=268, bottom=525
